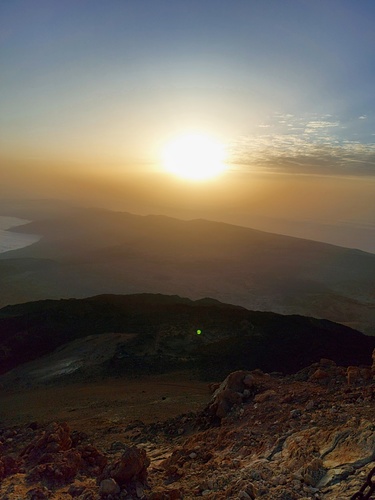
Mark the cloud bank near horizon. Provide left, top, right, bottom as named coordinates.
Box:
left=229, top=113, right=375, bottom=177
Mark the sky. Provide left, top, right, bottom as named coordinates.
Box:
left=1, top=0, right=375, bottom=250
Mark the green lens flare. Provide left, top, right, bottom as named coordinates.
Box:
left=197, top=329, right=202, bottom=335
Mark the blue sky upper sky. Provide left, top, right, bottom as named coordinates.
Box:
left=1, top=0, right=374, bottom=176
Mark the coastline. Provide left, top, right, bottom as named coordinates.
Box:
left=0, top=216, right=41, bottom=254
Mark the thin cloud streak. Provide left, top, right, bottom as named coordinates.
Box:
left=229, top=113, right=375, bottom=177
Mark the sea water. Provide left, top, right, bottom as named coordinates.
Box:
left=0, top=216, right=41, bottom=254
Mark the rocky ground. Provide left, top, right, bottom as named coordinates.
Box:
left=1, top=356, right=375, bottom=500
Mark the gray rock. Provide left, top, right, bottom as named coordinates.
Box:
left=99, top=478, right=121, bottom=496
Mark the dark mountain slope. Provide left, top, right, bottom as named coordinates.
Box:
left=0, top=294, right=374, bottom=381
left=1, top=209, right=374, bottom=334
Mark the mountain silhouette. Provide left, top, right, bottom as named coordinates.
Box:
left=1, top=294, right=374, bottom=383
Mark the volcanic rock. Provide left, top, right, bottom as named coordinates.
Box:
left=0, top=454, right=19, bottom=479
left=204, top=369, right=270, bottom=420
left=101, top=444, right=150, bottom=486
left=0, top=355, right=374, bottom=499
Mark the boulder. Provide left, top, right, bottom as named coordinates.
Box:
left=205, top=369, right=271, bottom=420
left=102, top=445, right=150, bottom=486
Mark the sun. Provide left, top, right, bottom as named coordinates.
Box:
left=162, top=133, right=227, bottom=181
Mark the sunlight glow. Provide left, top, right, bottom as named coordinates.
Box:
left=162, top=133, right=227, bottom=181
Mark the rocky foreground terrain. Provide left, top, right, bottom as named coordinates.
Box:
left=1, top=352, right=375, bottom=500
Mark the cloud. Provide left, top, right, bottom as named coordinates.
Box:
left=229, top=113, right=375, bottom=177
left=304, top=120, right=340, bottom=130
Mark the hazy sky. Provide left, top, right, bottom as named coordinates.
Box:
left=1, top=1, right=375, bottom=248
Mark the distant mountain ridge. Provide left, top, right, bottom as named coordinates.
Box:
left=1, top=294, right=374, bottom=384
left=0, top=208, right=374, bottom=334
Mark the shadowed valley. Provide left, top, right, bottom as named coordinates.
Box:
left=1, top=207, right=374, bottom=335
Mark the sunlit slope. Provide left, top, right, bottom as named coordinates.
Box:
left=1, top=209, right=374, bottom=334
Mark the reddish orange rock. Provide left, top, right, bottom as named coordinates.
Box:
left=103, top=445, right=150, bottom=486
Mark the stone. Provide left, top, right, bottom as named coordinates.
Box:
left=26, top=448, right=82, bottom=484
left=2, top=354, right=375, bottom=500
left=103, top=445, right=150, bottom=486
left=21, top=422, right=72, bottom=464
left=205, top=370, right=251, bottom=419
left=99, top=478, right=121, bottom=496
left=309, top=368, right=329, bottom=382
left=254, top=389, right=276, bottom=403
left=238, top=490, right=251, bottom=498
left=215, top=389, right=243, bottom=418
left=136, top=481, right=144, bottom=498
left=79, top=444, right=107, bottom=473
left=290, top=409, right=302, bottom=418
